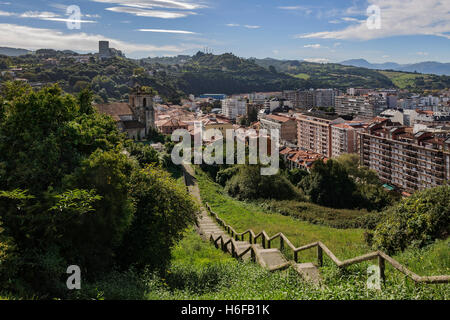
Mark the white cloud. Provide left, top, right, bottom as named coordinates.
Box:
left=226, top=24, right=260, bottom=29
left=304, top=44, right=321, bottom=49
left=304, top=58, right=329, bottom=63
left=91, top=0, right=207, bottom=10
left=278, top=5, right=313, bottom=15
left=416, top=52, right=429, bottom=56
left=341, top=17, right=364, bottom=23
left=244, top=25, right=261, bottom=29
left=0, top=23, right=189, bottom=55
left=93, top=0, right=205, bottom=19
left=137, top=28, right=197, bottom=34
left=0, top=10, right=98, bottom=23
left=105, top=6, right=195, bottom=18
left=20, top=11, right=97, bottom=23
left=0, top=9, right=12, bottom=16
left=278, top=6, right=306, bottom=10
left=298, top=0, right=450, bottom=40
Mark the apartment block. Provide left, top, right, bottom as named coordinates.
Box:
left=260, top=114, right=297, bottom=144
left=331, top=123, right=361, bottom=157
left=280, top=147, right=328, bottom=171
left=314, top=89, right=337, bottom=108
left=282, top=89, right=338, bottom=109
left=335, top=94, right=387, bottom=118
left=359, top=120, right=450, bottom=193
left=296, top=112, right=343, bottom=157
left=221, top=98, right=247, bottom=119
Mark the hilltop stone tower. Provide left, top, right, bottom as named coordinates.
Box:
left=129, top=85, right=155, bottom=135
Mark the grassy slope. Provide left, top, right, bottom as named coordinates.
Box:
left=379, top=70, right=429, bottom=89
left=194, top=167, right=449, bottom=277
left=195, top=167, right=369, bottom=261
left=146, top=228, right=449, bottom=300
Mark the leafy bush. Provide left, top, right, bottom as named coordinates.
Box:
left=216, top=166, right=239, bottom=186
left=117, top=166, right=198, bottom=272
left=284, top=168, right=309, bottom=186
left=299, top=160, right=357, bottom=208
left=259, top=200, right=374, bottom=229
left=371, top=185, right=450, bottom=254
left=225, top=165, right=300, bottom=201
left=0, top=84, right=198, bottom=298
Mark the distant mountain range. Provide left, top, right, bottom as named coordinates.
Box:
left=340, top=59, right=450, bottom=76
left=1, top=45, right=448, bottom=77
left=0, top=47, right=32, bottom=57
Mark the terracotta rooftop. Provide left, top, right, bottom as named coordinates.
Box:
left=266, top=114, right=293, bottom=123
left=158, top=118, right=188, bottom=127
left=122, top=120, right=145, bottom=129
left=287, top=150, right=327, bottom=168
left=95, top=102, right=132, bottom=121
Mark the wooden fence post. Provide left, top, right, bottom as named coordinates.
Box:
left=294, top=251, right=298, bottom=263
left=280, top=237, right=284, bottom=251
left=317, top=245, right=323, bottom=267
left=378, top=255, right=385, bottom=285
left=262, top=235, right=266, bottom=249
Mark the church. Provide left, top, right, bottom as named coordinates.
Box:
left=95, top=85, right=156, bottom=140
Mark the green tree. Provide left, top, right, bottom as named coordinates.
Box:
left=300, top=160, right=356, bottom=208
left=285, top=168, right=309, bottom=186
left=118, top=166, right=198, bottom=271
left=371, top=185, right=450, bottom=254
left=225, top=165, right=299, bottom=201
left=335, top=153, right=380, bottom=185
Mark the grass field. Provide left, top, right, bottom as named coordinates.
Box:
left=195, top=167, right=369, bottom=261
left=289, top=73, right=310, bottom=80
left=194, top=167, right=450, bottom=278
left=380, top=71, right=429, bottom=89
left=145, top=228, right=449, bottom=300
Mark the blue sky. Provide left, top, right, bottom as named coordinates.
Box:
left=0, top=0, right=449, bottom=63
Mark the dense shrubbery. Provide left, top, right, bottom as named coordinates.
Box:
left=225, top=165, right=301, bottom=201
left=68, top=229, right=450, bottom=300
left=258, top=200, right=378, bottom=229
left=370, top=185, right=450, bottom=254
left=299, top=160, right=357, bottom=208
left=216, top=166, right=239, bottom=186
left=0, top=83, right=197, bottom=298
left=298, top=156, right=399, bottom=211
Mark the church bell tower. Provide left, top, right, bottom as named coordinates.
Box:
left=129, top=85, right=155, bottom=135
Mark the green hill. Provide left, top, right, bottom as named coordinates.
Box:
left=3, top=51, right=449, bottom=105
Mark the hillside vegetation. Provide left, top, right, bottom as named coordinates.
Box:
left=194, top=166, right=449, bottom=279
left=3, top=51, right=449, bottom=106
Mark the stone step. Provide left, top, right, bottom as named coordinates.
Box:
left=258, top=249, right=289, bottom=269
left=293, top=263, right=322, bottom=285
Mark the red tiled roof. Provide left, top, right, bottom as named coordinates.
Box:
left=266, top=114, right=293, bottom=123
left=159, top=118, right=188, bottom=127
left=95, top=102, right=132, bottom=121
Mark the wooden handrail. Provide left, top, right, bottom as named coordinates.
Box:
left=205, top=202, right=450, bottom=285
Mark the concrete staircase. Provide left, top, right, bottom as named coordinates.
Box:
left=182, top=164, right=450, bottom=286
left=184, top=164, right=321, bottom=285
left=197, top=210, right=290, bottom=268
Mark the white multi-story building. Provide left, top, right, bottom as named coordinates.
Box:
left=335, top=94, right=387, bottom=118
left=221, top=98, right=247, bottom=119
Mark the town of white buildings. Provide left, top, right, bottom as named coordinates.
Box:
left=96, top=84, right=450, bottom=196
